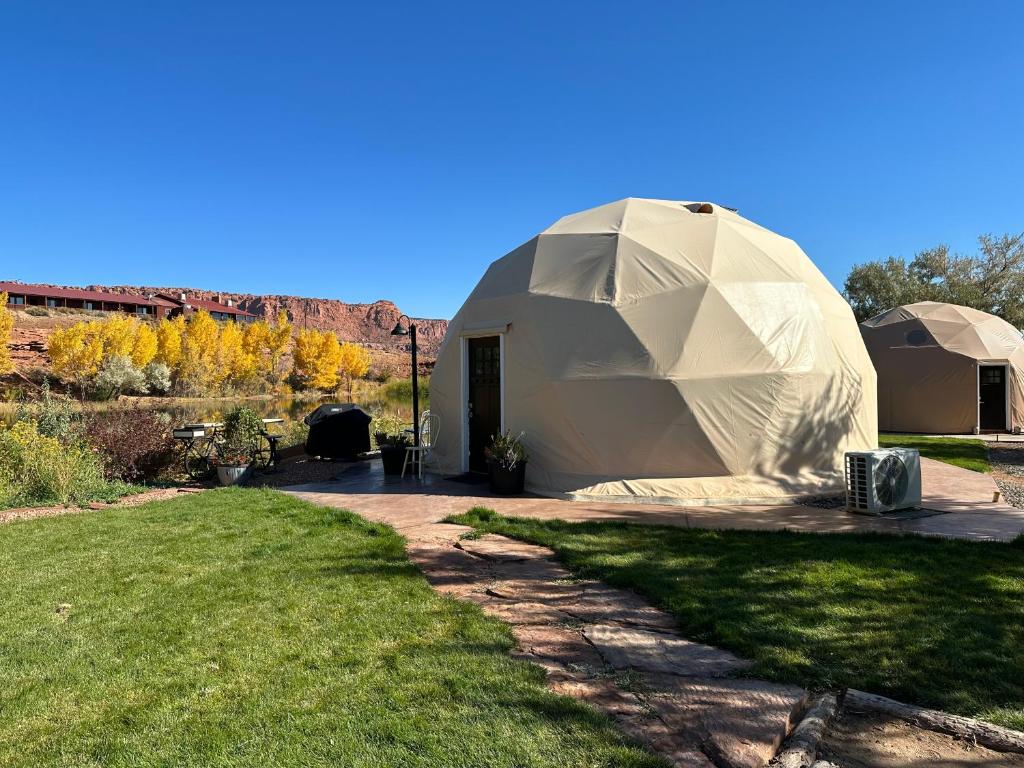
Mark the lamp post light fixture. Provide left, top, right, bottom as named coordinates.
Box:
left=390, top=314, right=420, bottom=453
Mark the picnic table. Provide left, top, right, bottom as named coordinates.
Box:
left=172, top=418, right=285, bottom=480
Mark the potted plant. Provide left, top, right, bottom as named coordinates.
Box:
left=485, top=430, right=528, bottom=495
left=213, top=407, right=264, bottom=486
left=373, top=412, right=411, bottom=476
left=214, top=436, right=255, bottom=486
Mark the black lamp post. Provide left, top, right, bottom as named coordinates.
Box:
left=390, top=314, right=420, bottom=451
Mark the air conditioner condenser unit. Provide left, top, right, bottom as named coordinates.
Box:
left=844, top=448, right=922, bottom=515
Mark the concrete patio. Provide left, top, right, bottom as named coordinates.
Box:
left=282, top=456, right=1024, bottom=542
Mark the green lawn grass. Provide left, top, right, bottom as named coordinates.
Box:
left=879, top=433, right=990, bottom=472
left=0, top=489, right=663, bottom=768
left=449, top=508, right=1024, bottom=730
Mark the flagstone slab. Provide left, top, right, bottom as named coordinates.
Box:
left=562, top=586, right=678, bottom=629
left=402, top=521, right=476, bottom=544
left=455, top=533, right=556, bottom=561
left=645, top=676, right=808, bottom=768
left=477, top=598, right=576, bottom=626
left=405, top=542, right=489, bottom=597
left=546, top=673, right=720, bottom=768
left=487, top=579, right=589, bottom=604
left=487, top=557, right=574, bottom=583
left=512, top=624, right=606, bottom=673
left=584, top=624, right=752, bottom=677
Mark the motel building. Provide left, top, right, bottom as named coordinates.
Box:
left=0, top=282, right=255, bottom=322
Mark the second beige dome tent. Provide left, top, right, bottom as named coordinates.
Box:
left=429, top=198, right=878, bottom=504
left=860, top=301, right=1024, bottom=434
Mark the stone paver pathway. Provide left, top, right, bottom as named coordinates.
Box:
left=378, top=519, right=806, bottom=768
left=282, top=455, right=1024, bottom=765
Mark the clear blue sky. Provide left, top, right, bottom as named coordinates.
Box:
left=1, top=2, right=1021, bottom=319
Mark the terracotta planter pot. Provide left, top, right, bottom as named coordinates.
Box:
left=488, top=461, right=527, bottom=495
left=217, top=464, right=251, bottom=486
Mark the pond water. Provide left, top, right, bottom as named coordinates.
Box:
left=1, top=390, right=425, bottom=429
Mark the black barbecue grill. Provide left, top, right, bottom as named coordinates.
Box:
left=303, top=403, right=372, bottom=460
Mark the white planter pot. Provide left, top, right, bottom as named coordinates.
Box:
left=217, top=464, right=251, bottom=487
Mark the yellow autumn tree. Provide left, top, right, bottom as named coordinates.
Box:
left=0, top=292, right=14, bottom=374
left=242, top=320, right=272, bottom=379
left=131, top=323, right=158, bottom=368
left=177, top=311, right=220, bottom=394
left=47, top=322, right=104, bottom=393
left=338, top=342, right=371, bottom=395
left=292, top=328, right=342, bottom=391
left=154, top=316, right=184, bottom=367
left=268, top=310, right=292, bottom=377
left=98, top=315, right=137, bottom=359
left=215, top=319, right=258, bottom=389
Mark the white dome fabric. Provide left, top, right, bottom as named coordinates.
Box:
left=861, top=301, right=1024, bottom=433
left=431, top=198, right=877, bottom=503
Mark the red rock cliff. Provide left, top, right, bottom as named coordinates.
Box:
left=93, top=285, right=449, bottom=355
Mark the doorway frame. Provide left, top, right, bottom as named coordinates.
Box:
left=976, top=361, right=1011, bottom=432
left=460, top=329, right=507, bottom=473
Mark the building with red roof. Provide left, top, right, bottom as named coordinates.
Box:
left=1, top=282, right=255, bottom=322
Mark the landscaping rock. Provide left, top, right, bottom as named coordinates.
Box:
left=583, top=624, right=752, bottom=677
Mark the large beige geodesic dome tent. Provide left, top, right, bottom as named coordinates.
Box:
left=861, top=301, right=1024, bottom=434
left=430, top=198, right=877, bottom=503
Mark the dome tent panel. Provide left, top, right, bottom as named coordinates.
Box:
left=431, top=198, right=877, bottom=503
left=528, top=233, right=618, bottom=302
left=467, top=238, right=538, bottom=302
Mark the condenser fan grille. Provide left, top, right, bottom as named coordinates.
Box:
left=874, top=454, right=909, bottom=506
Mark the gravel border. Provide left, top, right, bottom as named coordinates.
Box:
left=987, top=443, right=1024, bottom=509
left=0, top=487, right=196, bottom=525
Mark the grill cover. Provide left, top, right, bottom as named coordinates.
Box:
left=303, top=404, right=371, bottom=459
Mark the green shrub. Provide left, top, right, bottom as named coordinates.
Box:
left=281, top=419, right=309, bottom=449
left=15, top=378, right=79, bottom=443
left=24, top=306, right=48, bottom=317
left=370, top=411, right=409, bottom=448
left=219, top=406, right=265, bottom=465
left=0, top=421, right=106, bottom=507
left=381, top=377, right=430, bottom=403
left=144, top=362, right=172, bottom=394
left=94, top=355, right=148, bottom=399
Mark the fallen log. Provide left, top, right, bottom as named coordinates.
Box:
left=844, top=689, right=1024, bottom=755
left=771, top=693, right=837, bottom=768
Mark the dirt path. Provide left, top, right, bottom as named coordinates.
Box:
left=822, top=710, right=1024, bottom=768
left=0, top=487, right=196, bottom=525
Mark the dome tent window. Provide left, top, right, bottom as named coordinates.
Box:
left=906, top=329, right=929, bottom=346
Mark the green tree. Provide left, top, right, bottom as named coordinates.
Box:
left=844, top=233, right=1024, bottom=325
